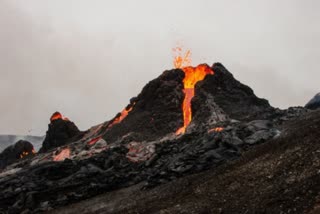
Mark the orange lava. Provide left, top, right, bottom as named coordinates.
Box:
left=87, top=136, right=102, bottom=146
left=19, top=151, right=29, bottom=159
left=19, top=149, right=36, bottom=159
left=174, top=48, right=214, bottom=135
left=208, top=127, right=224, bottom=133
left=108, top=104, right=135, bottom=128
left=50, top=112, right=69, bottom=122
left=53, top=148, right=71, bottom=161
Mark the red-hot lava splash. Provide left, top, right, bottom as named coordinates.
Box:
left=50, top=112, right=69, bottom=122
left=173, top=47, right=214, bottom=135
left=173, top=47, right=192, bottom=68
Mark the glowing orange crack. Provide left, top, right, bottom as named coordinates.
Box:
left=208, top=127, right=224, bottom=133
left=107, top=103, right=135, bottom=128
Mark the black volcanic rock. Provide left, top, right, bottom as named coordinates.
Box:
left=193, top=63, right=274, bottom=122
left=39, top=112, right=83, bottom=153
left=305, top=93, right=320, bottom=110
left=103, top=69, right=185, bottom=142
left=0, top=140, right=34, bottom=169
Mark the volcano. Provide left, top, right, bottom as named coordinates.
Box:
left=100, top=62, right=273, bottom=144
left=0, top=58, right=314, bottom=213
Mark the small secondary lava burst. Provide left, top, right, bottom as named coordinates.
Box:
left=19, top=149, right=36, bottom=159
left=50, top=112, right=69, bottom=122
left=173, top=47, right=214, bottom=135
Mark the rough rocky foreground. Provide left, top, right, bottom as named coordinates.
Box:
left=51, top=109, right=320, bottom=214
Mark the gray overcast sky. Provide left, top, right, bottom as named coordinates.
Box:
left=1, top=0, right=319, bottom=135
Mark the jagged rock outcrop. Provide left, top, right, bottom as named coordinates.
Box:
left=39, top=112, right=83, bottom=153
left=305, top=93, right=320, bottom=110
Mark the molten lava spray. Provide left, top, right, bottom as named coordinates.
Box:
left=173, top=47, right=192, bottom=68
left=173, top=47, right=214, bottom=135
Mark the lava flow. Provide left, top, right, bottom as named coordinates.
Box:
left=174, top=48, right=214, bottom=135
left=108, top=104, right=135, bottom=128
left=87, top=136, right=102, bottom=146
left=53, top=148, right=71, bottom=161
